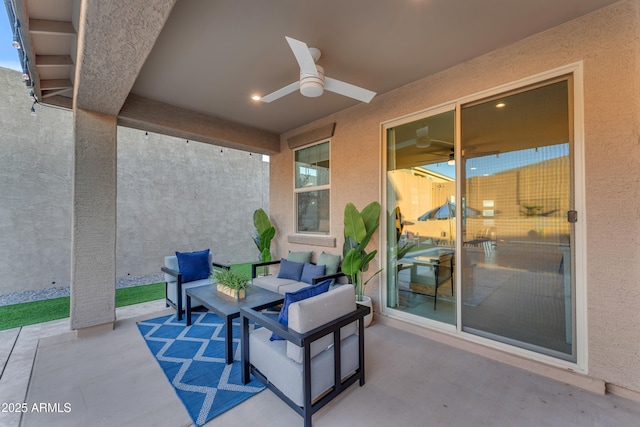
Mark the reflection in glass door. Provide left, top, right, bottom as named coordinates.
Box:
left=460, top=78, right=575, bottom=360
left=386, top=109, right=457, bottom=325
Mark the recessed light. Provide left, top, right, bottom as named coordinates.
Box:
left=251, top=94, right=262, bottom=101
left=496, top=102, right=506, bottom=108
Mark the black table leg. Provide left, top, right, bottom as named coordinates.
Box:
left=186, top=295, right=192, bottom=326
left=225, top=315, right=233, bottom=364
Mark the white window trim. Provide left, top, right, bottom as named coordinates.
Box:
left=293, top=139, right=331, bottom=236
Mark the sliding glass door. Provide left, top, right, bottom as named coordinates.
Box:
left=460, top=77, right=575, bottom=360
left=384, top=74, right=576, bottom=361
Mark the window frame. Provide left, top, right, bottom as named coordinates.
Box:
left=293, top=139, right=331, bottom=235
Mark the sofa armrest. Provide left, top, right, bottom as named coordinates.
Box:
left=240, top=304, right=303, bottom=345
left=251, top=260, right=282, bottom=278
left=212, top=261, right=231, bottom=271
left=161, top=266, right=181, bottom=281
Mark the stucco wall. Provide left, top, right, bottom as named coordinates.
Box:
left=270, top=0, right=640, bottom=393
left=0, top=67, right=269, bottom=295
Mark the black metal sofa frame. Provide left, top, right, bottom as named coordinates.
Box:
left=240, top=299, right=370, bottom=427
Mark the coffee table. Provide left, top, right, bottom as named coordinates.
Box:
left=185, top=285, right=284, bottom=364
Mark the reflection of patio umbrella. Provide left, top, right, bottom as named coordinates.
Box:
left=418, top=201, right=479, bottom=221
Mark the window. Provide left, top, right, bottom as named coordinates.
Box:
left=295, top=141, right=330, bottom=234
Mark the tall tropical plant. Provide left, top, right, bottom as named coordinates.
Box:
left=342, top=201, right=383, bottom=301
left=252, top=208, right=275, bottom=264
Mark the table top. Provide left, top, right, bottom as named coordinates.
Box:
left=186, top=284, right=283, bottom=317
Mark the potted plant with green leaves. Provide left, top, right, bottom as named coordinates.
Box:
left=342, top=201, right=383, bottom=326
left=210, top=268, right=251, bottom=299
left=252, top=208, right=276, bottom=276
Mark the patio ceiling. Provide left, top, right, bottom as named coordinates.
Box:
left=10, top=0, right=621, bottom=154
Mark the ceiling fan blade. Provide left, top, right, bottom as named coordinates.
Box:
left=285, top=36, right=318, bottom=77
left=260, top=81, right=300, bottom=103
left=325, top=77, right=376, bottom=103
left=431, top=138, right=453, bottom=145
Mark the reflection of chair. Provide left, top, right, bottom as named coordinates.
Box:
left=240, top=285, right=369, bottom=427
left=464, top=227, right=496, bottom=255
left=409, top=253, right=454, bottom=310
left=406, top=231, right=420, bottom=244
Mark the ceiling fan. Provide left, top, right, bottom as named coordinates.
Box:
left=258, top=36, right=376, bottom=104
left=396, top=126, right=453, bottom=149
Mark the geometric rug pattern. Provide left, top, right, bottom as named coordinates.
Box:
left=137, top=310, right=265, bottom=426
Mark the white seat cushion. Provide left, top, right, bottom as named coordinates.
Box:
left=249, top=326, right=359, bottom=407
left=252, top=275, right=298, bottom=293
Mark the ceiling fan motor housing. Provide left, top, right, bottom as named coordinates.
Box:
left=300, top=65, right=325, bottom=97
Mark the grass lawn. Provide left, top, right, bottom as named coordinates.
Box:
left=0, top=262, right=256, bottom=331
left=1, top=282, right=165, bottom=331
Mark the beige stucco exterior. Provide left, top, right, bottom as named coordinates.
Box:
left=269, top=0, right=640, bottom=395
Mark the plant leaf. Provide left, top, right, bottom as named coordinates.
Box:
left=259, top=226, right=275, bottom=251
left=260, top=247, right=272, bottom=262
left=253, top=209, right=271, bottom=235
left=344, top=202, right=366, bottom=242
left=341, top=249, right=362, bottom=277
left=360, top=201, right=381, bottom=233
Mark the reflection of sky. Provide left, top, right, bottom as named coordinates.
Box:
left=422, top=144, right=569, bottom=179
left=423, top=162, right=456, bottom=179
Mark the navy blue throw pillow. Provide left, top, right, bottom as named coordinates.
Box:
left=300, top=262, right=326, bottom=284
left=270, top=279, right=332, bottom=341
left=277, top=258, right=304, bottom=281
left=175, top=249, right=210, bottom=283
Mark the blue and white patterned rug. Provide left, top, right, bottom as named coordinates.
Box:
left=137, top=310, right=265, bottom=426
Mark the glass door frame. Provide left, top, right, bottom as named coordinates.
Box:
left=382, top=102, right=459, bottom=333
left=379, top=62, right=588, bottom=372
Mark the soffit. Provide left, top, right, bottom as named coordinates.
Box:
left=12, top=0, right=622, bottom=137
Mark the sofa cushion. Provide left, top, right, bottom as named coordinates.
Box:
left=317, top=251, right=340, bottom=275
left=287, top=251, right=312, bottom=263
left=277, top=258, right=304, bottom=281
left=270, top=279, right=331, bottom=341
left=251, top=275, right=298, bottom=294
left=287, top=284, right=357, bottom=364
left=175, top=249, right=211, bottom=283
left=300, top=262, right=326, bottom=284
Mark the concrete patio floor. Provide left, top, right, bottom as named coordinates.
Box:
left=1, top=300, right=639, bottom=427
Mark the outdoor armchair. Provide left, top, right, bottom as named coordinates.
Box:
left=162, top=251, right=230, bottom=320
left=240, top=285, right=369, bottom=427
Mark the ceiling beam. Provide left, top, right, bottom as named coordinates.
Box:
left=118, top=94, right=281, bottom=155
left=36, top=55, right=74, bottom=67
left=74, top=0, right=178, bottom=116
left=40, top=79, right=73, bottom=90
left=29, top=19, right=75, bottom=35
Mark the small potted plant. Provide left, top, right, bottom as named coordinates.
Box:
left=210, top=269, right=251, bottom=299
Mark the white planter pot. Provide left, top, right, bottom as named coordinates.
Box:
left=357, top=295, right=373, bottom=327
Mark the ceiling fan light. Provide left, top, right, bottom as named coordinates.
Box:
left=300, top=65, right=325, bottom=97
left=300, top=80, right=324, bottom=97
left=415, top=137, right=431, bottom=148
